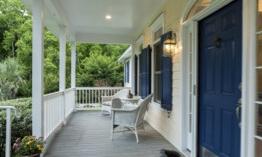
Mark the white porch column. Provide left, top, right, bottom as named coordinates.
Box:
left=32, top=0, right=44, bottom=138
left=131, top=45, right=136, bottom=94
left=130, top=54, right=135, bottom=94
left=59, top=28, right=66, bottom=91
left=71, top=41, right=76, bottom=88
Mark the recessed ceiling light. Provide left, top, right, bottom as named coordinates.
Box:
left=105, top=14, right=112, bottom=20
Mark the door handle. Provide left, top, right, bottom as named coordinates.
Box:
left=235, top=99, right=241, bottom=127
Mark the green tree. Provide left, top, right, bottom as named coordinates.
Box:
left=0, top=0, right=29, bottom=59
left=0, top=58, right=25, bottom=100
left=77, top=51, right=124, bottom=87
left=0, top=0, right=128, bottom=98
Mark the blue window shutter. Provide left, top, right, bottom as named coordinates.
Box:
left=160, top=32, right=173, bottom=111
left=139, top=50, right=144, bottom=98
left=139, top=46, right=152, bottom=98
left=134, top=55, right=138, bottom=95
left=147, top=46, right=152, bottom=96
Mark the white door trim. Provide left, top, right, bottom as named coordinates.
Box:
left=181, top=0, right=254, bottom=157
left=242, top=0, right=256, bottom=157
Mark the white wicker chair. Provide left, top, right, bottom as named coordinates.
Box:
left=111, top=94, right=153, bottom=143
left=101, top=89, right=129, bottom=115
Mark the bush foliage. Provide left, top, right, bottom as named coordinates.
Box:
left=0, top=98, right=32, bottom=156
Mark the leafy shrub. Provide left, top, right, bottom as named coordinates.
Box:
left=0, top=98, right=32, bottom=156
left=13, top=136, right=44, bottom=156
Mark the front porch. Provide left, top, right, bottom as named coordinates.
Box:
left=10, top=0, right=259, bottom=157
left=45, top=111, right=175, bottom=157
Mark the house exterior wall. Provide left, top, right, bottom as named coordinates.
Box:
left=136, top=0, right=187, bottom=152
left=130, top=1, right=255, bottom=156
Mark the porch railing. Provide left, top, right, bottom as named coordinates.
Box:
left=76, top=87, right=128, bottom=110
left=42, top=87, right=128, bottom=140
left=43, top=88, right=75, bottom=140
left=1, top=87, right=128, bottom=156
left=0, top=106, right=17, bottom=157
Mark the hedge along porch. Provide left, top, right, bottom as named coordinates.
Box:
left=22, top=0, right=260, bottom=157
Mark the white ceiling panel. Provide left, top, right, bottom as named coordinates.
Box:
left=23, top=0, right=167, bottom=44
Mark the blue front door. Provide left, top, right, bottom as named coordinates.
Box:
left=198, top=0, right=242, bottom=157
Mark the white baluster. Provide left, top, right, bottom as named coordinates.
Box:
left=85, top=89, right=86, bottom=105
left=95, top=90, right=97, bottom=104
left=88, top=89, right=90, bottom=105
left=77, top=89, right=79, bottom=105
left=92, top=89, right=93, bottom=105
left=5, top=108, right=11, bottom=157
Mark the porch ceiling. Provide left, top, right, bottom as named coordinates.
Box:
left=22, top=0, right=167, bottom=44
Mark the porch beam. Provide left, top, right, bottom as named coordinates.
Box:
left=71, top=41, right=76, bottom=88
left=32, top=0, right=44, bottom=138
left=59, top=28, right=66, bottom=91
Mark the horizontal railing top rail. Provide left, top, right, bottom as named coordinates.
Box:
left=64, top=88, right=75, bottom=93
left=76, top=87, right=130, bottom=90
left=44, top=91, right=64, bottom=100
left=44, top=88, right=75, bottom=99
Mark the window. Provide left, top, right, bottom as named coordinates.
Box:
left=124, top=61, right=130, bottom=83
left=154, top=27, right=163, bottom=41
left=151, top=14, right=164, bottom=103
left=153, top=41, right=162, bottom=103
left=256, top=0, right=262, bottom=156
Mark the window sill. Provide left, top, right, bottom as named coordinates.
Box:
left=151, top=101, right=172, bottom=112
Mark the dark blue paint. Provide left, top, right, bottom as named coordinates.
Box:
left=134, top=55, right=138, bottom=95
left=139, top=46, right=151, bottom=98
left=160, top=32, right=173, bottom=111
left=198, top=0, right=242, bottom=157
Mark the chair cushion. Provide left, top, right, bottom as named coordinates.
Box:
left=102, top=101, right=111, bottom=106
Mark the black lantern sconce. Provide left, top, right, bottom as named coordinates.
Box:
left=163, top=32, right=177, bottom=57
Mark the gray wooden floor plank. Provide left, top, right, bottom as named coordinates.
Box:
left=44, top=111, right=177, bottom=157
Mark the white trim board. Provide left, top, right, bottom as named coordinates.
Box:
left=181, top=0, right=253, bottom=157
left=134, top=35, right=144, bottom=55
left=150, top=13, right=165, bottom=35
left=242, top=0, right=256, bottom=157
left=118, top=46, right=132, bottom=63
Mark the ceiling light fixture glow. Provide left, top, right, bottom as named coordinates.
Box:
left=105, top=14, right=112, bottom=20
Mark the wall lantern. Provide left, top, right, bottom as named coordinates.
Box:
left=163, top=32, right=177, bottom=57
